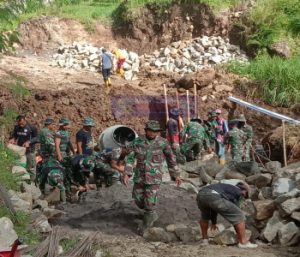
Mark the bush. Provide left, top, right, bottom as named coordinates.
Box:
left=228, top=54, right=300, bottom=106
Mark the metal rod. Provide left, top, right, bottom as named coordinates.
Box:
left=228, top=96, right=300, bottom=124
left=194, top=83, right=197, bottom=117
left=282, top=120, right=287, bottom=167
left=186, top=90, right=190, bottom=122
left=163, top=84, right=169, bottom=121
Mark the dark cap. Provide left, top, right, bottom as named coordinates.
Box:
left=44, top=117, right=55, bottom=125
left=16, top=114, right=26, bottom=121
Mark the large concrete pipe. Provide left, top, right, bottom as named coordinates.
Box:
left=98, top=125, right=137, bottom=150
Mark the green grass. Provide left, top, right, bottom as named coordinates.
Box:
left=248, top=0, right=300, bottom=55
left=8, top=74, right=30, bottom=100
left=0, top=108, right=18, bottom=127
left=1, top=0, right=240, bottom=32
left=228, top=54, right=300, bottom=106
left=60, top=238, right=80, bottom=252
left=0, top=206, right=41, bottom=245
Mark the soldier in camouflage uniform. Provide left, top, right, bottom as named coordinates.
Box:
left=37, top=118, right=56, bottom=190
left=124, top=120, right=181, bottom=228
left=94, top=147, right=125, bottom=189
left=224, top=120, right=246, bottom=162
left=55, top=118, right=75, bottom=196
left=180, top=118, right=211, bottom=161
left=70, top=154, right=95, bottom=192
left=237, top=114, right=253, bottom=161
left=42, top=158, right=67, bottom=203
left=37, top=118, right=67, bottom=202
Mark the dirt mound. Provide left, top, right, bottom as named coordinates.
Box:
left=113, top=3, right=229, bottom=54
left=54, top=183, right=199, bottom=236
left=16, top=2, right=229, bottom=55
left=17, top=17, right=117, bottom=53
left=263, top=124, right=300, bottom=164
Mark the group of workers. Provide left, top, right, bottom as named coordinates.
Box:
left=8, top=109, right=257, bottom=248
left=166, top=107, right=253, bottom=165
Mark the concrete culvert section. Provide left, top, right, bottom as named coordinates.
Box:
left=98, top=125, right=137, bottom=150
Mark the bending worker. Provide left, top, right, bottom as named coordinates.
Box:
left=197, top=182, right=257, bottom=249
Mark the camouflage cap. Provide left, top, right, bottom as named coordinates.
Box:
left=215, top=109, right=222, bottom=114
left=191, top=117, right=202, bottom=123
left=81, top=156, right=95, bottom=173
left=144, top=120, right=162, bottom=131
left=44, top=117, right=55, bottom=125
left=59, top=117, right=70, bottom=126
left=82, top=117, right=95, bottom=127
left=237, top=114, right=246, bottom=122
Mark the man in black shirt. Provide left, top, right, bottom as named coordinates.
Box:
left=76, top=117, right=95, bottom=156
left=196, top=182, right=257, bottom=248
left=9, top=115, right=39, bottom=178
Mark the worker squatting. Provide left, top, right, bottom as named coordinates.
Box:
left=8, top=111, right=256, bottom=249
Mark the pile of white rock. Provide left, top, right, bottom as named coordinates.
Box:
left=50, top=42, right=140, bottom=80
left=141, top=36, right=248, bottom=73
left=51, top=36, right=248, bottom=79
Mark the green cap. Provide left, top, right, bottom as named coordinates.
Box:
left=59, top=117, right=70, bottom=126
left=82, top=117, right=95, bottom=127
left=229, top=119, right=239, bottom=125
left=144, top=120, right=162, bottom=131
left=237, top=114, right=246, bottom=122
left=210, top=111, right=217, bottom=117
left=44, top=117, right=55, bottom=125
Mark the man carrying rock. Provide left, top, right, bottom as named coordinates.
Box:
left=111, top=47, right=126, bottom=76
left=9, top=114, right=39, bottom=180
left=237, top=114, right=253, bottom=161
left=180, top=117, right=211, bottom=161
left=196, top=182, right=257, bottom=248
left=76, top=117, right=95, bottom=156
left=123, top=120, right=182, bottom=229
left=101, top=48, right=113, bottom=87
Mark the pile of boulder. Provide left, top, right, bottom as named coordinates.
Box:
left=50, top=42, right=140, bottom=80
left=0, top=144, right=65, bottom=251
left=143, top=158, right=300, bottom=246
left=140, top=36, right=248, bottom=74
left=51, top=36, right=248, bottom=80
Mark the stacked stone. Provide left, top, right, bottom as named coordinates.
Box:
left=51, top=42, right=140, bottom=80
left=166, top=159, right=300, bottom=246
left=141, top=35, right=248, bottom=73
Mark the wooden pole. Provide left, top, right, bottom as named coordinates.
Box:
left=193, top=83, right=197, bottom=117
left=176, top=89, right=180, bottom=109
left=186, top=90, right=190, bottom=122
left=282, top=120, right=287, bottom=167
left=163, top=84, right=169, bottom=122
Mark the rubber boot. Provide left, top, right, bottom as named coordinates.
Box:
left=143, top=211, right=158, bottom=228
left=108, top=78, right=112, bottom=86
left=219, top=158, right=226, bottom=165
left=104, top=80, right=109, bottom=87
left=60, top=190, right=67, bottom=204
left=119, top=68, right=124, bottom=77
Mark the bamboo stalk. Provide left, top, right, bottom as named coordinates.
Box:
left=186, top=90, right=190, bottom=122
left=176, top=89, right=179, bottom=109
left=193, top=83, right=197, bottom=117
left=163, top=84, right=169, bottom=122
